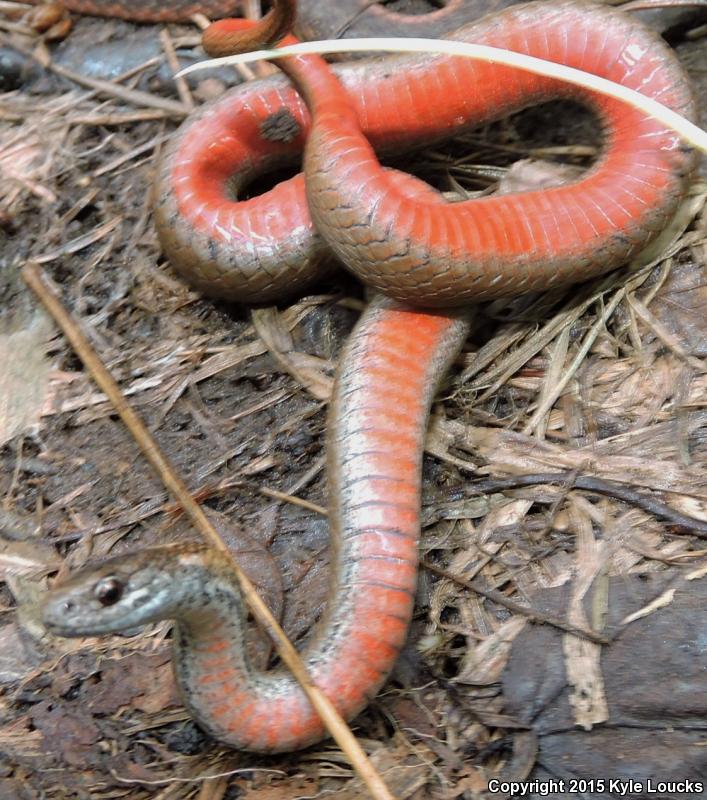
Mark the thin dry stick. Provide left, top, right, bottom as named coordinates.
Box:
left=160, top=28, right=195, bottom=112
left=421, top=560, right=610, bottom=645
left=465, top=473, right=707, bottom=536
left=22, top=262, right=396, bottom=800
left=256, top=485, right=327, bottom=515
left=9, top=41, right=187, bottom=117
left=51, top=60, right=187, bottom=116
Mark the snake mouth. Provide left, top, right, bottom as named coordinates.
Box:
left=41, top=617, right=86, bottom=638
left=40, top=610, right=124, bottom=638
left=40, top=599, right=85, bottom=637
left=40, top=592, right=108, bottom=638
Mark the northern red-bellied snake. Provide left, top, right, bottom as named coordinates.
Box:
left=24, top=0, right=516, bottom=29
left=41, top=0, right=696, bottom=753
left=24, top=0, right=242, bottom=23
left=294, top=0, right=521, bottom=43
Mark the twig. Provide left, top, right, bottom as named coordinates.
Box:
left=71, top=110, right=172, bottom=126
left=33, top=217, right=122, bottom=263
left=41, top=64, right=187, bottom=117
left=93, top=133, right=171, bottom=178
left=12, top=41, right=187, bottom=117
left=465, top=473, right=707, bottom=537
left=22, top=263, right=396, bottom=800
left=253, top=485, right=327, bottom=515
left=421, top=559, right=611, bottom=644
left=160, top=28, right=195, bottom=112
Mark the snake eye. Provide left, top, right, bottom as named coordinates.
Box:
left=95, top=577, right=124, bottom=606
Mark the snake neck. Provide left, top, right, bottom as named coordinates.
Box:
left=277, top=53, right=361, bottom=130
left=163, top=302, right=470, bottom=753
left=168, top=531, right=371, bottom=752
left=167, top=494, right=384, bottom=753
left=170, top=552, right=250, bottom=636
left=202, top=6, right=364, bottom=137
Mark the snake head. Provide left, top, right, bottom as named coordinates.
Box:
left=41, top=546, right=202, bottom=637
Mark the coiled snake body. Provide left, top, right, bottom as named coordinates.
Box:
left=42, top=0, right=697, bottom=752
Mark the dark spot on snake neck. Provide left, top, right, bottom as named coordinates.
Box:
left=260, top=109, right=301, bottom=144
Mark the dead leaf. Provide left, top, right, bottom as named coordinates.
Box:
left=0, top=623, right=43, bottom=685
left=252, top=307, right=333, bottom=400
left=29, top=699, right=101, bottom=767
left=0, top=314, right=53, bottom=447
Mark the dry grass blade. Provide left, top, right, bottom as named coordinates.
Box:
left=159, top=28, right=195, bottom=112
left=33, top=217, right=122, bottom=263
left=621, top=0, right=707, bottom=10
left=178, top=37, right=707, bottom=151
left=628, top=294, right=706, bottom=374
left=21, top=263, right=396, bottom=800
left=522, top=287, right=628, bottom=435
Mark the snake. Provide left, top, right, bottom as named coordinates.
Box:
left=294, top=0, right=522, bottom=42
left=24, top=0, right=242, bottom=23
left=41, top=0, right=696, bottom=753
left=26, top=0, right=517, bottom=29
